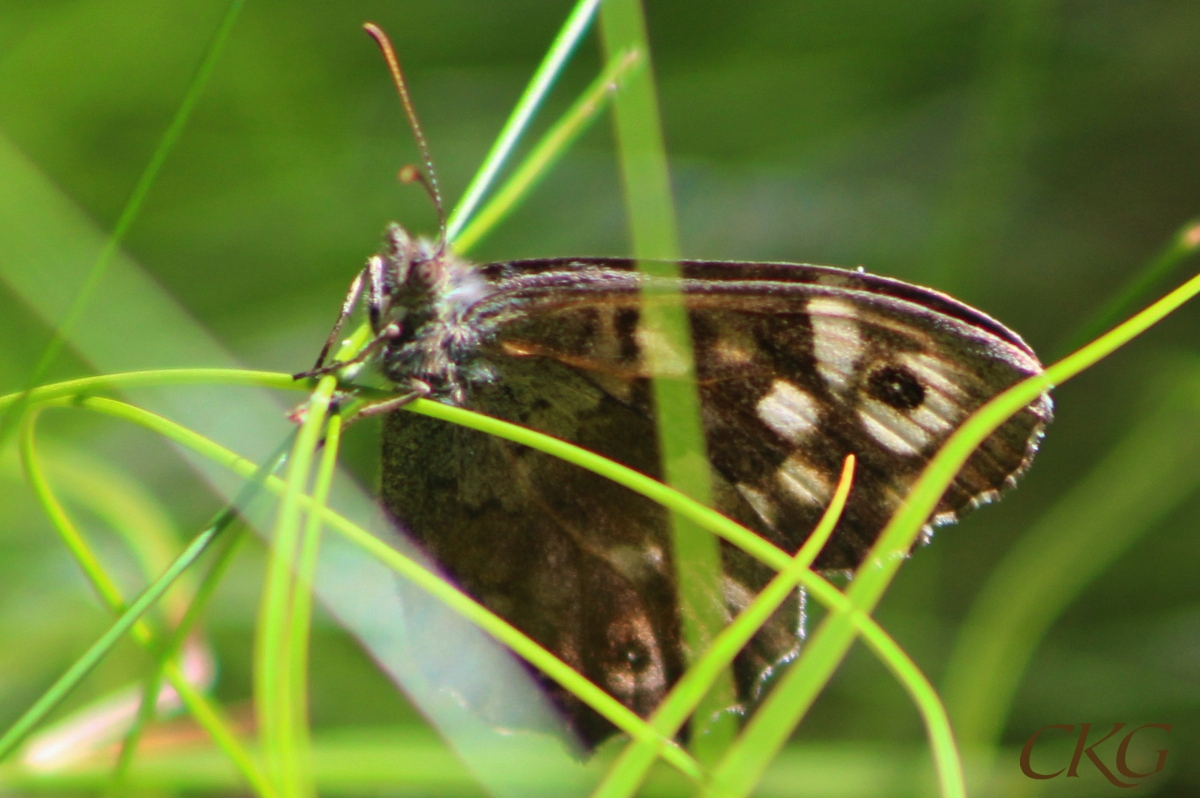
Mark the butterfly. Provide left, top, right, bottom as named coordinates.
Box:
left=302, top=222, right=1053, bottom=748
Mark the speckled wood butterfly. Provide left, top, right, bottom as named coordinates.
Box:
left=303, top=225, right=1052, bottom=747
left=301, top=24, right=1053, bottom=749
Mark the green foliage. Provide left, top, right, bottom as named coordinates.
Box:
left=1, top=1, right=1199, bottom=796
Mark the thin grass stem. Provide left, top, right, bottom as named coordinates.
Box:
left=0, top=451, right=280, bottom=775
left=38, top=392, right=702, bottom=781
left=445, top=0, right=602, bottom=242
left=1057, top=217, right=1200, bottom=356
left=17, top=409, right=273, bottom=796
left=40, top=386, right=956, bottom=789
left=284, top=412, right=342, bottom=798
left=452, top=49, right=642, bottom=255
left=0, top=0, right=246, bottom=448
left=256, top=378, right=334, bottom=798
left=591, top=457, right=858, bottom=798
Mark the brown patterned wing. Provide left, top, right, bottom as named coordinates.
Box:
left=382, top=256, right=1049, bottom=747
left=471, top=258, right=1051, bottom=570
left=382, top=353, right=688, bottom=748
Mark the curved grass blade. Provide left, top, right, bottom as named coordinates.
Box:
left=14, top=369, right=962, bottom=791
left=591, top=456, right=857, bottom=798
left=943, top=371, right=1200, bottom=779
left=17, top=408, right=272, bottom=796
left=256, top=378, right=334, bottom=798
left=281, top=412, right=343, bottom=798
left=31, top=392, right=703, bottom=782
left=702, top=265, right=1200, bottom=798
left=0, top=0, right=246, bottom=447
left=1057, top=217, right=1200, bottom=356
left=0, top=431, right=290, bottom=773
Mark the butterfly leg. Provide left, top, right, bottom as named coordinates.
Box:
left=298, top=266, right=369, bottom=377
left=294, top=250, right=404, bottom=380
left=341, top=383, right=430, bottom=427
left=292, top=322, right=401, bottom=380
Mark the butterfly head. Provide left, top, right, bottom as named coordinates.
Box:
left=373, top=223, right=494, bottom=402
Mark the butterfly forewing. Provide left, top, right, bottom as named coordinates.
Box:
left=370, top=248, right=1050, bottom=747
left=468, top=258, right=1050, bottom=569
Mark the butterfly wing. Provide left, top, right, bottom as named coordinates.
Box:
left=382, top=351, right=689, bottom=747
left=471, top=258, right=1051, bottom=569
left=380, top=256, right=1050, bottom=746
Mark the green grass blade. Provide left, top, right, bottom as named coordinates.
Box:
left=591, top=457, right=857, bottom=798
left=44, top=392, right=702, bottom=782
left=0, top=485, right=252, bottom=762
left=1, top=428, right=288, bottom=796
left=702, top=265, right=1200, bottom=798
left=392, top=398, right=967, bottom=795
left=599, top=0, right=736, bottom=759
left=445, top=0, right=602, bottom=242
left=15, top=371, right=968, bottom=791
left=40, top=447, right=196, bottom=624
left=19, top=409, right=141, bottom=622
left=0, top=369, right=303, bottom=411
left=943, top=371, right=1200, bottom=777
left=257, top=378, right=334, bottom=797
left=451, top=49, right=642, bottom=255
left=283, top=412, right=343, bottom=798
left=106, top=665, right=165, bottom=797
left=1057, top=218, right=1200, bottom=356
left=0, top=0, right=245, bottom=447
left=19, top=410, right=274, bottom=795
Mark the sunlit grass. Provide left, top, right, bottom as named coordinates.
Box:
left=1, top=1, right=1198, bottom=797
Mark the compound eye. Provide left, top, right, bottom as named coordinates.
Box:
left=866, top=365, right=925, bottom=410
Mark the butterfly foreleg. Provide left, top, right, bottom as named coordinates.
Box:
left=293, top=249, right=406, bottom=381
left=366, top=252, right=390, bottom=335
left=296, top=264, right=369, bottom=378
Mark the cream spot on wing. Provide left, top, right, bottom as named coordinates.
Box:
left=919, top=384, right=964, bottom=426
left=724, top=575, right=756, bottom=613
left=709, top=321, right=759, bottom=367
left=737, top=483, right=779, bottom=527
left=604, top=545, right=666, bottom=582
left=775, top=455, right=831, bottom=506
left=635, top=327, right=690, bottom=376
left=589, top=307, right=625, bottom=364
left=713, top=337, right=755, bottom=366
left=756, top=380, right=820, bottom=444
left=898, top=351, right=967, bottom=398
left=858, top=397, right=930, bottom=456
left=809, top=297, right=864, bottom=392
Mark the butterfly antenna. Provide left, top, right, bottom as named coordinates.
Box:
left=363, top=22, right=447, bottom=251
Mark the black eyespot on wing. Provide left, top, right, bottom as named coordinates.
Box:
left=625, top=641, right=652, bottom=673
left=867, top=365, right=925, bottom=410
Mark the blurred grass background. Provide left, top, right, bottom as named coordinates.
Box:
left=0, top=0, right=1198, bottom=795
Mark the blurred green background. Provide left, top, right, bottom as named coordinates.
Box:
left=1, top=0, right=1198, bottom=795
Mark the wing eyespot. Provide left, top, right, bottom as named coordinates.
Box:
left=866, top=365, right=925, bottom=410
left=624, top=641, right=652, bottom=673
